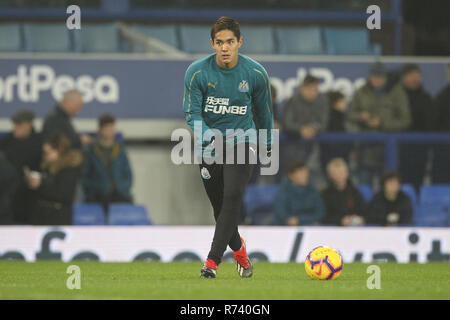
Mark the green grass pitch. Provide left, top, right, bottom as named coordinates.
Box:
left=0, top=261, right=449, bottom=300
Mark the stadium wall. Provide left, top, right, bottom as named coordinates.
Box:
left=0, top=226, right=449, bottom=263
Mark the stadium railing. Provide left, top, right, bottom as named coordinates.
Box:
left=281, top=132, right=450, bottom=171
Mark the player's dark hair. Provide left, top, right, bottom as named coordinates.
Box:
left=98, top=113, right=116, bottom=128
left=287, top=160, right=308, bottom=174
left=210, top=16, right=241, bottom=41
left=381, top=171, right=401, bottom=187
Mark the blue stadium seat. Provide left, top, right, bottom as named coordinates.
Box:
left=276, top=26, right=325, bottom=55
left=73, top=204, right=106, bottom=225
left=401, top=184, right=417, bottom=205
left=324, top=27, right=380, bottom=55
left=74, top=23, right=121, bottom=53
left=239, top=25, right=275, bottom=55
left=132, top=24, right=179, bottom=50
left=0, top=23, right=22, bottom=52
left=414, top=203, right=448, bottom=227
left=244, top=184, right=279, bottom=225
left=179, top=24, right=212, bottom=54
left=415, top=185, right=450, bottom=227
left=108, top=204, right=151, bottom=225
left=357, top=184, right=373, bottom=202
left=420, top=185, right=450, bottom=204
left=23, top=23, right=72, bottom=52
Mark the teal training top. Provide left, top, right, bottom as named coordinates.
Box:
left=183, top=53, right=274, bottom=154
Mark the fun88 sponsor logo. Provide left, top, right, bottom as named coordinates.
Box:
left=0, top=65, right=119, bottom=103
left=204, top=96, right=247, bottom=115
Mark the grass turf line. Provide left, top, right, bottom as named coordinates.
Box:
left=0, top=262, right=449, bottom=300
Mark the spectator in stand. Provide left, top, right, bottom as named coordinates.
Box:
left=348, top=62, right=411, bottom=187
left=0, top=152, right=19, bottom=225
left=270, top=84, right=280, bottom=130
left=432, top=64, right=450, bottom=183
left=321, top=158, right=367, bottom=226
left=320, top=91, right=353, bottom=168
left=280, top=74, right=329, bottom=181
left=282, top=74, right=329, bottom=139
left=82, top=114, right=133, bottom=214
left=367, top=172, right=413, bottom=226
left=26, top=133, right=82, bottom=225
left=42, top=89, right=92, bottom=150
left=0, top=109, right=42, bottom=224
left=398, top=63, right=434, bottom=192
left=273, top=160, right=325, bottom=226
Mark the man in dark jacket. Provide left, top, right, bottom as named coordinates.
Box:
left=432, top=64, right=450, bottom=183
left=82, top=114, right=133, bottom=213
left=321, top=158, right=367, bottom=226
left=0, top=109, right=42, bottom=224
left=0, top=152, right=19, bottom=224
left=398, top=64, right=434, bottom=192
left=367, top=172, right=413, bottom=226
left=41, top=89, right=91, bottom=150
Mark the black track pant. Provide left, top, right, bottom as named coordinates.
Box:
left=199, top=142, right=255, bottom=265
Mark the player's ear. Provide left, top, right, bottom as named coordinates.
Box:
left=238, top=37, right=243, bottom=48
left=210, top=38, right=215, bottom=49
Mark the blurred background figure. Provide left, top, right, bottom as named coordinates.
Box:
left=349, top=62, right=411, bottom=188
left=82, top=113, right=133, bottom=215
left=0, top=151, right=19, bottom=225
left=0, top=109, right=42, bottom=224
left=398, top=63, right=434, bottom=192
left=27, top=133, right=82, bottom=225
left=432, top=64, right=450, bottom=184
left=367, top=172, right=413, bottom=227
left=42, top=89, right=92, bottom=150
left=321, top=158, right=367, bottom=227
left=320, top=90, right=354, bottom=172
left=273, top=160, right=324, bottom=226
left=280, top=74, right=329, bottom=185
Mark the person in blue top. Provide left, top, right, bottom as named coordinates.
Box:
left=274, top=160, right=325, bottom=226
left=183, top=17, right=274, bottom=279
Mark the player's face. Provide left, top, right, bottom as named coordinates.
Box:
left=211, top=29, right=242, bottom=68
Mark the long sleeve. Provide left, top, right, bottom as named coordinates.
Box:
left=252, top=66, right=274, bottom=148
left=380, top=85, right=412, bottom=131
left=183, top=67, right=211, bottom=145
left=281, top=97, right=301, bottom=135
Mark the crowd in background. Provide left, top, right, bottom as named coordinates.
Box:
left=266, top=61, right=450, bottom=226
left=1, top=61, right=449, bottom=227
left=0, top=90, right=133, bottom=226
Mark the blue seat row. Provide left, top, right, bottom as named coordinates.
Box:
left=0, top=22, right=381, bottom=55
left=146, top=24, right=380, bottom=55
left=244, top=184, right=450, bottom=227
left=0, top=22, right=125, bottom=53
left=73, top=203, right=152, bottom=225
